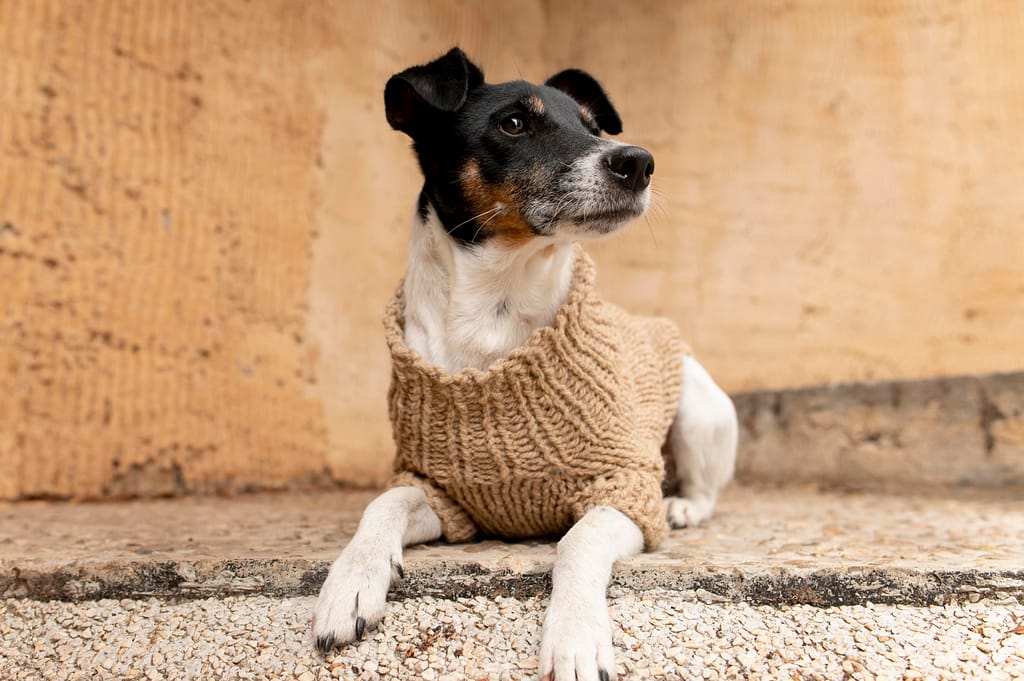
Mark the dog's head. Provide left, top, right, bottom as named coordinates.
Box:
left=385, top=48, right=653, bottom=247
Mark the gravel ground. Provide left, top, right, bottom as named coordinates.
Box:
left=2, top=592, right=1022, bottom=680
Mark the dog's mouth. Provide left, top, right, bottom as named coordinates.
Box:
left=570, top=205, right=645, bottom=225
left=528, top=193, right=648, bottom=236
left=572, top=209, right=646, bottom=236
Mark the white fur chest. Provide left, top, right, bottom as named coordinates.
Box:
left=401, top=209, right=576, bottom=373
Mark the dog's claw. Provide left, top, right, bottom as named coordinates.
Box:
left=355, top=616, right=366, bottom=640
left=393, top=560, right=405, bottom=579
left=315, top=634, right=336, bottom=654
left=599, top=670, right=610, bottom=681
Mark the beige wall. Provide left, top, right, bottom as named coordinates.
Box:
left=2, top=0, right=1022, bottom=498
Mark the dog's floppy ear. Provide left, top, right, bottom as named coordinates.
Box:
left=385, top=47, right=484, bottom=136
left=545, top=69, right=623, bottom=135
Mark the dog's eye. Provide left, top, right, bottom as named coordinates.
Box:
left=499, top=115, right=526, bottom=136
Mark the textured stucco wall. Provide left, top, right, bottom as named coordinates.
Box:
left=2, top=0, right=1022, bottom=498
left=0, top=0, right=330, bottom=498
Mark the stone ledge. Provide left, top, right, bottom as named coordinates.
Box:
left=5, top=559, right=1022, bottom=610
left=3, top=487, right=1022, bottom=607
left=734, top=370, right=1024, bottom=491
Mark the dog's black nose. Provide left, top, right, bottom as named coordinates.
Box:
left=603, top=146, right=655, bottom=191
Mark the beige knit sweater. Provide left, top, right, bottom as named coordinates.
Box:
left=384, top=248, right=685, bottom=550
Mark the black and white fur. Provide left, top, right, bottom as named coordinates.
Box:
left=313, top=48, right=738, bottom=681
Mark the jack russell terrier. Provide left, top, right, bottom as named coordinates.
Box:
left=313, top=47, right=738, bottom=681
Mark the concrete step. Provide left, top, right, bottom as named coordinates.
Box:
left=2, top=486, right=1021, bottom=606
left=733, top=370, right=1024, bottom=492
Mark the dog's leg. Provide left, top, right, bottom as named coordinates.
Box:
left=663, top=355, right=738, bottom=528
left=312, top=486, right=441, bottom=651
left=538, top=506, right=643, bottom=681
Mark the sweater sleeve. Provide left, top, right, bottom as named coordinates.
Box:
left=388, top=471, right=478, bottom=543
left=569, top=467, right=669, bottom=550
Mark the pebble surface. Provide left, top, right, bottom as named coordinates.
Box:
left=2, top=592, right=1022, bottom=680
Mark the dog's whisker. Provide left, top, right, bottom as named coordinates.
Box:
left=448, top=207, right=502, bottom=234
left=543, top=196, right=576, bottom=231
left=540, top=191, right=585, bottom=230
left=471, top=209, right=502, bottom=241
left=643, top=214, right=658, bottom=246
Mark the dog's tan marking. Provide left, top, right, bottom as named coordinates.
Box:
left=524, top=94, right=545, bottom=115
left=459, top=159, right=535, bottom=246
left=492, top=220, right=535, bottom=247
left=459, top=160, right=487, bottom=203
left=580, top=105, right=597, bottom=130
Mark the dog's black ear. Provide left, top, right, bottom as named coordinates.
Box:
left=385, top=47, right=484, bottom=136
left=545, top=69, right=623, bottom=135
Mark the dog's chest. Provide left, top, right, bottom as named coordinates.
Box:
left=402, top=233, right=575, bottom=373
left=405, top=289, right=553, bottom=373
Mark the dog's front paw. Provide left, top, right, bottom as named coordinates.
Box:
left=311, top=539, right=403, bottom=653
left=538, top=592, right=617, bottom=681
left=664, top=495, right=714, bottom=529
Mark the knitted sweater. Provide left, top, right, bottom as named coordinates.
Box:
left=384, top=248, right=685, bottom=550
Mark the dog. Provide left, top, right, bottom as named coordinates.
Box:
left=313, top=47, right=738, bottom=681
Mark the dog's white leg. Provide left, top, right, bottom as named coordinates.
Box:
left=312, top=486, right=441, bottom=651
left=538, top=506, right=643, bottom=681
left=664, top=355, right=738, bottom=528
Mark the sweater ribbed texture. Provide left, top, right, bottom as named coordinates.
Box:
left=384, top=248, right=685, bottom=550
